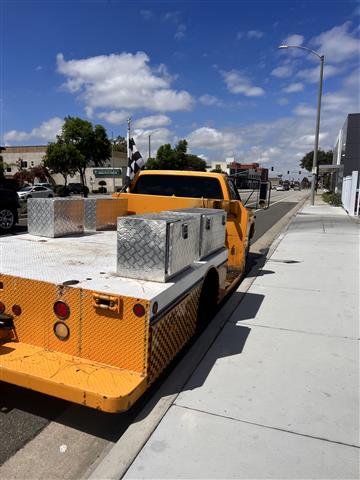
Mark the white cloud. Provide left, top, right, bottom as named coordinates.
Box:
left=343, top=69, right=360, bottom=89
left=282, top=82, right=304, bottom=93
left=98, top=110, right=130, bottom=125
left=271, top=65, right=293, bottom=78
left=175, top=24, right=187, bottom=40
left=282, top=34, right=304, bottom=46
left=237, top=30, right=264, bottom=40
left=311, top=21, right=360, bottom=63
left=134, top=115, right=171, bottom=129
left=293, top=104, right=316, bottom=116
left=199, top=94, right=223, bottom=106
left=247, top=30, right=264, bottom=39
left=56, top=52, right=194, bottom=116
left=4, top=117, right=63, bottom=144
left=297, top=64, right=340, bottom=83
left=277, top=97, right=289, bottom=105
left=221, top=70, right=265, bottom=97
left=131, top=127, right=173, bottom=156
left=187, top=127, right=241, bottom=151
left=140, top=10, right=153, bottom=20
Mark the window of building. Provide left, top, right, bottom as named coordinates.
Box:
left=6, top=167, right=11, bottom=172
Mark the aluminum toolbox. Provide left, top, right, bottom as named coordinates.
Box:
left=28, top=198, right=84, bottom=238
left=117, top=212, right=200, bottom=282
left=167, top=208, right=227, bottom=259
left=84, top=197, right=128, bottom=231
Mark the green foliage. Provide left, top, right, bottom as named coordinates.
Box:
left=300, top=149, right=333, bottom=172
left=113, top=135, right=127, bottom=153
left=211, top=166, right=226, bottom=174
left=45, top=116, right=111, bottom=196
left=146, top=139, right=206, bottom=171
left=44, top=142, right=82, bottom=185
left=322, top=191, right=342, bottom=206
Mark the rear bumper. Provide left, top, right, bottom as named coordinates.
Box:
left=0, top=341, right=147, bottom=412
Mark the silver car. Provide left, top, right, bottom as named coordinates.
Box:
left=17, top=185, right=54, bottom=201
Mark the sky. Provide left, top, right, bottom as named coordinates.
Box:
left=1, top=0, right=359, bottom=176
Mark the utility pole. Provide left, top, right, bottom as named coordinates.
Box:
left=111, top=131, right=115, bottom=193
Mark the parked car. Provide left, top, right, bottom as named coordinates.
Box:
left=34, top=182, right=54, bottom=189
left=17, top=185, right=54, bottom=201
left=276, top=185, right=285, bottom=191
left=0, top=188, right=20, bottom=232
left=67, top=183, right=89, bottom=195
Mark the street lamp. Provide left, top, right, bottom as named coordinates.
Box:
left=278, top=44, right=325, bottom=206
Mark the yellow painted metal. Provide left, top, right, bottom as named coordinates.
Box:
left=80, top=290, right=150, bottom=373
left=148, top=283, right=202, bottom=384
left=0, top=275, right=81, bottom=356
left=0, top=341, right=147, bottom=412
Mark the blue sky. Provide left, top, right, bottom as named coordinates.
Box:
left=1, top=0, right=359, bottom=175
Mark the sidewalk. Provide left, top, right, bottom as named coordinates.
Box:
left=98, top=197, right=360, bottom=479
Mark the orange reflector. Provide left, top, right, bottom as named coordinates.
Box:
left=12, top=304, right=22, bottom=316
left=0, top=302, right=5, bottom=314
left=54, top=301, right=70, bottom=320
left=133, top=303, right=145, bottom=317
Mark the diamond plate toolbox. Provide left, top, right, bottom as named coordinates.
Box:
left=117, top=212, right=200, bottom=282
left=84, top=197, right=128, bottom=231
left=166, top=208, right=227, bottom=259
left=28, top=198, right=84, bottom=237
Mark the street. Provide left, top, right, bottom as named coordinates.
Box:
left=0, top=190, right=308, bottom=478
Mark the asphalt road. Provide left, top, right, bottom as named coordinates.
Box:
left=0, top=190, right=308, bottom=475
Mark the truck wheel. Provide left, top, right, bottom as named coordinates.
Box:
left=0, top=208, right=16, bottom=232
left=197, top=268, right=219, bottom=332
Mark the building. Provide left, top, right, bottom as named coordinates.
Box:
left=1, top=145, right=128, bottom=193
left=228, top=162, right=268, bottom=188
left=332, top=113, right=360, bottom=192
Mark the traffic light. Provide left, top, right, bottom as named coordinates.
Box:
left=287, top=171, right=290, bottom=174
left=299, top=171, right=301, bottom=175
left=271, top=166, right=274, bottom=171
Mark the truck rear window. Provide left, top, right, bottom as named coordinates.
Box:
left=132, top=174, right=224, bottom=199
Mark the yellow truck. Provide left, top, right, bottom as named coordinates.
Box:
left=0, top=170, right=256, bottom=412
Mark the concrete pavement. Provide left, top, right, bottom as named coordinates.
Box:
left=93, top=196, right=359, bottom=479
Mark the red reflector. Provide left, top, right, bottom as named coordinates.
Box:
left=54, top=301, right=70, bottom=320
left=12, top=304, right=22, bottom=316
left=133, top=303, right=145, bottom=317
left=0, top=302, right=5, bottom=314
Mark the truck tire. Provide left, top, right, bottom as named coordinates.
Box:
left=196, top=268, right=219, bottom=332
left=0, top=208, right=16, bottom=233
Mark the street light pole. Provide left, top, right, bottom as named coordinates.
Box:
left=148, top=134, right=152, bottom=160
left=278, top=44, right=325, bottom=205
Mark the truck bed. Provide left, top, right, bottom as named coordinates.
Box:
left=0, top=232, right=227, bottom=316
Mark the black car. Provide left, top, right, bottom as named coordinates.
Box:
left=0, top=188, right=20, bottom=232
left=68, top=183, right=89, bottom=195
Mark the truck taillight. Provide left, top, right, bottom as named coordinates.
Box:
left=133, top=303, right=145, bottom=317
left=0, top=302, right=5, bottom=314
left=54, top=301, right=70, bottom=320
left=12, top=304, right=22, bottom=316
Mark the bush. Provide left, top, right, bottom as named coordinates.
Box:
left=54, top=185, right=70, bottom=197
left=322, top=191, right=342, bottom=206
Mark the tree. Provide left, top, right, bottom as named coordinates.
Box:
left=300, top=149, right=333, bottom=172
left=146, top=139, right=206, bottom=171
left=46, top=116, right=111, bottom=196
left=44, top=142, right=81, bottom=186
left=112, top=135, right=127, bottom=153
left=210, top=166, right=226, bottom=174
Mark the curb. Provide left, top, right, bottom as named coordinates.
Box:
left=87, top=195, right=309, bottom=480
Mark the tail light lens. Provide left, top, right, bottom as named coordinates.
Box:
left=54, top=301, right=70, bottom=320
left=54, top=322, right=70, bottom=341
left=133, top=303, right=145, bottom=317
left=12, top=304, right=22, bottom=316
left=0, top=302, right=5, bottom=314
